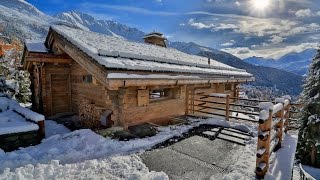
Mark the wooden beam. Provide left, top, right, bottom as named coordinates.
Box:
left=26, top=57, right=73, bottom=64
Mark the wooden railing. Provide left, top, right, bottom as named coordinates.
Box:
left=187, top=92, right=302, bottom=178
left=255, top=97, right=291, bottom=178
left=188, top=92, right=266, bottom=123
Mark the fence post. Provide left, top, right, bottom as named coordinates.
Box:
left=283, top=97, right=291, bottom=133
left=37, top=120, right=45, bottom=138
left=275, top=103, right=284, bottom=150
left=225, top=94, right=230, bottom=121
left=256, top=106, right=273, bottom=178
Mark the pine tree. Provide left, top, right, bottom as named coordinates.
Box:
left=296, top=48, right=320, bottom=167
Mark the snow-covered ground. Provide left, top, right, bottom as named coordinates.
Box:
left=45, top=120, right=70, bottom=138
left=219, top=126, right=298, bottom=180
left=0, top=117, right=299, bottom=179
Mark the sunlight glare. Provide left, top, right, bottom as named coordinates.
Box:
left=252, top=0, right=270, bottom=10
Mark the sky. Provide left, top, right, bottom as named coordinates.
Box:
left=26, top=0, right=320, bottom=59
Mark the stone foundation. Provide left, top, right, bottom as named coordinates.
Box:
left=0, top=131, right=42, bottom=152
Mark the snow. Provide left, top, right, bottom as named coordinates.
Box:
left=222, top=132, right=298, bottom=180
left=282, top=95, right=291, bottom=101
left=25, top=41, right=47, bottom=53
left=272, top=103, right=284, bottom=114
left=300, top=164, right=320, bottom=180
left=51, top=25, right=253, bottom=78
left=0, top=116, right=254, bottom=173
left=45, top=120, right=71, bottom=138
left=259, top=102, right=274, bottom=111
left=13, top=105, right=44, bottom=122
left=0, top=97, right=43, bottom=135
left=0, top=114, right=298, bottom=179
left=0, top=155, right=168, bottom=180
left=264, top=133, right=298, bottom=180
left=107, top=73, right=201, bottom=79
left=275, top=98, right=285, bottom=104
left=209, top=93, right=229, bottom=98
left=0, top=110, right=39, bottom=135
left=259, top=110, right=269, bottom=120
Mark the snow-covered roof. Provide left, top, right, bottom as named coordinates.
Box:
left=50, top=25, right=253, bottom=78
left=25, top=41, right=48, bottom=53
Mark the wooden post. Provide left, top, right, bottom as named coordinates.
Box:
left=225, top=94, right=230, bottom=121
left=37, top=120, right=45, bottom=138
left=275, top=103, right=284, bottom=150
left=256, top=108, right=273, bottom=178
left=284, top=104, right=290, bottom=133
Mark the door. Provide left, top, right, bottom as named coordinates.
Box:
left=50, top=74, right=71, bottom=115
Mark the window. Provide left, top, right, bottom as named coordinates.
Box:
left=83, top=75, right=92, bottom=83
left=149, top=88, right=173, bottom=101
left=225, top=83, right=232, bottom=91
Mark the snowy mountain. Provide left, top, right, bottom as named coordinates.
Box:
left=55, top=11, right=145, bottom=42
left=0, top=1, right=303, bottom=94
left=0, top=0, right=55, bottom=40
left=244, top=49, right=317, bottom=76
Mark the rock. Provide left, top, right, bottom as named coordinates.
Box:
left=129, top=123, right=157, bottom=138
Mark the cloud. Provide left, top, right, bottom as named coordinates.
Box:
left=188, top=18, right=215, bottom=29
left=295, top=9, right=312, bottom=17
left=80, top=3, right=178, bottom=16
left=214, top=23, right=238, bottom=31
left=269, top=35, right=285, bottom=44
left=221, top=40, right=236, bottom=47
left=222, top=42, right=319, bottom=59
left=295, top=8, right=320, bottom=18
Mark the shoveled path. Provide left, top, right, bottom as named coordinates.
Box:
left=140, top=126, right=252, bottom=179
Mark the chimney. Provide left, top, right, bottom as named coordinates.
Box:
left=143, top=31, right=167, bottom=47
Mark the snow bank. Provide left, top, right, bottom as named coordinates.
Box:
left=0, top=116, right=255, bottom=172
left=0, top=155, right=168, bottom=180
left=264, top=133, right=298, bottom=180
left=222, top=132, right=298, bottom=180
left=45, top=120, right=71, bottom=138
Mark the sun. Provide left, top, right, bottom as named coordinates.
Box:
left=251, top=0, right=270, bottom=10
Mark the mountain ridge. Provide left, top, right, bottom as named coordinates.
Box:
left=0, top=2, right=304, bottom=94
left=244, top=48, right=316, bottom=76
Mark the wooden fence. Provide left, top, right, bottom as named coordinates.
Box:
left=255, top=97, right=291, bottom=177
left=187, top=92, right=302, bottom=178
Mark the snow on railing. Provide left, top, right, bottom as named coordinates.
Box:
left=256, top=95, right=291, bottom=178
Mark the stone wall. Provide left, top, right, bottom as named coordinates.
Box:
left=0, top=130, right=42, bottom=152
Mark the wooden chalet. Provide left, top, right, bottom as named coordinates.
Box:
left=22, top=24, right=254, bottom=129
